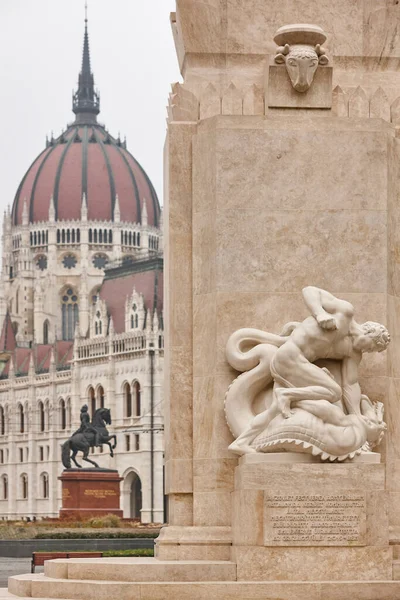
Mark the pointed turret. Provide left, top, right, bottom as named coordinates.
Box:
left=81, top=192, right=88, bottom=221
left=0, top=311, right=16, bottom=353
left=109, top=316, right=115, bottom=337
left=153, top=310, right=159, bottom=331
left=72, top=9, right=100, bottom=124
left=140, top=200, right=149, bottom=254
left=8, top=354, right=15, bottom=379
left=22, top=199, right=28, bottom=226
left=48, top=194, right=55, bottom=222
left=28, top=351, right=35, bottom=377
left=142, top=200, right=148, bottom=226
left=114, top=194, right=121, bottom=223
left=3, top=208, right=11, bottom=233
left=49, top=346, right=56, bottom=372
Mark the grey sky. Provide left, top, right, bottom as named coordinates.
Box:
left=0, top=0, right=181, bottom=213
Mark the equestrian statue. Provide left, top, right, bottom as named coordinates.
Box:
left=61, top=405, right=117, bottom=468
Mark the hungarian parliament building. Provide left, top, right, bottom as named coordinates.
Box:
left=0, top=19, right=164, bottom=522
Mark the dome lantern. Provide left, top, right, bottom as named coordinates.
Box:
left=72, top=9, right=100, bottom=124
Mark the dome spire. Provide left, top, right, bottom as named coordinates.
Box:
left=72, top=4, right=100, bottom=124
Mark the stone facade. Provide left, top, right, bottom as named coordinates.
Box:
left=0, top=248, right=165, bottom=523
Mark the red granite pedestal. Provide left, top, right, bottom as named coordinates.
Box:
left=59, top=469, right=123, bottom=519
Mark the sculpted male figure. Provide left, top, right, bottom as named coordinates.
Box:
left=73, top=404, right=101, bottom=447
left=228, top=287, right=390, bottom=455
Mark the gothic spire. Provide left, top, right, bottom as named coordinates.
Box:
left=72, top=6, right=100, bottom=124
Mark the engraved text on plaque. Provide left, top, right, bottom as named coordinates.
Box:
left=264, top=493, right=366, bottom=546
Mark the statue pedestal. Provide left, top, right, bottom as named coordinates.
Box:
left=232, top=453, right=391, bottom=581
left=59, top=469, right=123, bottom=519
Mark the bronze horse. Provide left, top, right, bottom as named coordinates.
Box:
left=61, top=408, right=117, bottom=468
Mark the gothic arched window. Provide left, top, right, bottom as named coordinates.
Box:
left=61, top=288, right=79, bottom=341
left=133, top=381, right=141, bottom=417
left=43, top=320, right=49, bottom=345
left=21, top=474, right=28, bottom=499
left=66, top=398, right=71, bottom=428
left=41, top=473, right=49, bottom=499
left=89, top=387, right=96, bottom=417
left=2, top=475, right=7, bottom=500
left=18, top=404, right=24, bottom=434
left=0, top=407, right=4, bottom=436
left=38, top=401, right=45, bottom=432
left=60, top=399, right=66, bottom=430
left=124, top=383, right=132, bottom=417
left=97, top=386, right=105, bottom=409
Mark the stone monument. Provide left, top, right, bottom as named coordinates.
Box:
left=59, top=406, right=123, bottom=519
left=9, top=1, right=400, bottom=597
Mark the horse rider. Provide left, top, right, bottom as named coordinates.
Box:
left=73, top=404, right=101, bottom=447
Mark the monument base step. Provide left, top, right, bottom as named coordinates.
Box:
left=44, top=557, right=236, bottom=582
left=8, top=574, right=400, bottom=600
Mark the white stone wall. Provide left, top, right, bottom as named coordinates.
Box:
left=0, top=347, right=164, bottom=522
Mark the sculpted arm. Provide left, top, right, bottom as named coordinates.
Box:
left=302, top=286, right=354, bottom=330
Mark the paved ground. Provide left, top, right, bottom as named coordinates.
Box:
left=0, top=559, right=42, bottom=588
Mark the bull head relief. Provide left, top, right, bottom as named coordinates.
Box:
left=273, top=25, right=329, bottom=93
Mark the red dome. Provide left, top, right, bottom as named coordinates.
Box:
left=12, top=125, right=160, bottom=226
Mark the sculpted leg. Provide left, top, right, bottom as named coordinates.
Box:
left=228, top=404, right=280, bottom=455
left=273, top=358, right=342, bottom=418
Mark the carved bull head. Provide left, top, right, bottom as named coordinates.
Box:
left=275, top=42, right=329, bottom=93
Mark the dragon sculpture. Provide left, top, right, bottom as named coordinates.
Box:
left=225, top=287, right=389, bottom=462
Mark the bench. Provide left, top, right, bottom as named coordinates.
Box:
left=31, top=551, right=103, bottom=573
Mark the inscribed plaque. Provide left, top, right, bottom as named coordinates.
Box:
left=264, top=492, right=366, bottom=546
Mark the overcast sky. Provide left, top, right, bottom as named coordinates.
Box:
left=0, top=0, right=181, bottom=214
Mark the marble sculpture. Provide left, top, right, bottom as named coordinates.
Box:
left=225, top=287, right=390, bottom=461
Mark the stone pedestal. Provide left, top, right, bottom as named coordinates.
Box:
left=59, top=469, right=123, bottom=519
left=232, top=454, right=391, bottom=581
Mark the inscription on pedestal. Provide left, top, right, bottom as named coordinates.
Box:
left=84, top=489, right=117, bottom=499
left=264, top=492, right=366, bottom=546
